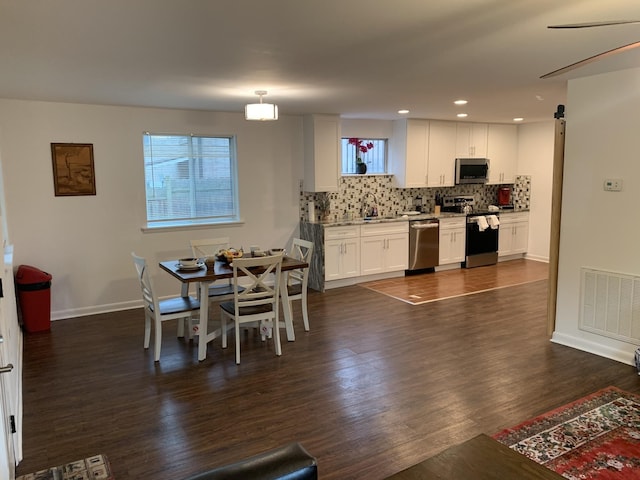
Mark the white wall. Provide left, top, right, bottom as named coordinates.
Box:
left=517, top=121, right=555, bottom=262
left=0, top=99, right=303, bottom=319
left=553, top=68, right=640, bottom=365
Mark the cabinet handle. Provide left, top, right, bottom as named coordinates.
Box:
left=0, top=364, right=13, bottom=374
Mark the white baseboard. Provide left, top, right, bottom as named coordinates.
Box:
left=52, top=299, right=142, bottom=321
left=551, top=331, right=635, bottom=367
left=324, top=270, right=405, bottom=290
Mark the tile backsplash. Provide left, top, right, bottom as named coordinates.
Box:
left=300, top=175, right=531, bottom=222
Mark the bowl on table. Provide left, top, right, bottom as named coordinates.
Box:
left=269, top=248, right=285, bottom=256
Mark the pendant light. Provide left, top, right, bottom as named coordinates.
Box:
left=245, top=90, right=278, bottom=121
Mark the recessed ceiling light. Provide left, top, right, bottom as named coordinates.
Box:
left=454, top=100, right=468, bottom=105
left=398, top=109, right=410, bottom=114
left=513, top=117, right=524, bottom=122
left=457, top=113, right=468, bottom=118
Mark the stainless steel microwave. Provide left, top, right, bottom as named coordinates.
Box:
left=455, top=158, right=489, bottom=184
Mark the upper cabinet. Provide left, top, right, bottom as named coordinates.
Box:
left=487, top=124, right=518, bottom=184
left=426, top=121, right=456, bottom=187
left=389, top=119, right=430, bottom=188
left=303, top=114, right=340, bottom=192
left=455, top=123, right=488, bottom=158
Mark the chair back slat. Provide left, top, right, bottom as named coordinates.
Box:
left=232, top=254, right=283, bottom=312
left=132, top=253, right=158, bottom=311
left=190, top=237, right=231, bottom=258
left=289, top=238, right=314, bottom=287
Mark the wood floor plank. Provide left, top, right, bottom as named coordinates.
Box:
left=15, top=260, right=640, bottom=480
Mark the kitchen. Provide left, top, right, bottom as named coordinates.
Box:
left=300, top=116, right=539, bottom=292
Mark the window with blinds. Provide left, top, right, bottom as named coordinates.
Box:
left=341, top=138, right=387, bottom=174
left=142, top=133, right=239, bottom=228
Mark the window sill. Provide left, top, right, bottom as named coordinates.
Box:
left=141, top=218, right=245, bottom=234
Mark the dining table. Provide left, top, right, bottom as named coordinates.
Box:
left=159, top=255, right=309, bottom=361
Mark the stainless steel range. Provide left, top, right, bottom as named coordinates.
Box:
left=464, top=211, right=500, bottom=268
left=441, top=195, right=475, bottom=214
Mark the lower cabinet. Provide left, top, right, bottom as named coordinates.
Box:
left=498, top=212, right=529, bottom=256
left=360, top=222, right=409, bottom=275
left=438, top=217, right=466, bottom=265
left=324, top=226, right=360, bottom=281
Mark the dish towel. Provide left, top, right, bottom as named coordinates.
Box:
left=487, top=215, right=500, bottom=229
left=475, top=216, right=489, bottom=232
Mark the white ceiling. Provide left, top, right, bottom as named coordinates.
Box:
left=2, top=0, right=640, bottom=123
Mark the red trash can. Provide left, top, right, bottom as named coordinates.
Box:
left=16, top=265, right=53, bottom=333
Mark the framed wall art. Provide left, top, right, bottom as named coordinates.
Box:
left=51, top=143, right=96, bottom=196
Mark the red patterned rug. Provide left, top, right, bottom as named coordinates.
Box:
left=493, top=386, right=640, bottom=479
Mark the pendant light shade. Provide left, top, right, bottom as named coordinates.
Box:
left=245, top=90, right=278, bottom=121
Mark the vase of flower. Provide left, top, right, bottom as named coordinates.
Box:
left=349, top=138, right=374, bottom=175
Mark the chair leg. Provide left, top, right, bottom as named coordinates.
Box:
left=144, top=312, right=151, bottom=349
left=273, top=316, right=282, bottom=357
left=235, top=321, right=241, bottom=364
left=221, top=312, right=228, bottom=349
left=177, top=317, right=185, bottom=338
left=301, top=294, right=310, bottom=331
left=154, top=317, right=162, bottom=362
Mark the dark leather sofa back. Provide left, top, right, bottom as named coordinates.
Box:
left=184, top=442, right=318, bottom=480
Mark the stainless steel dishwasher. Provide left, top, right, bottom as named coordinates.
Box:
left=408, top=219, right=439, bottom=271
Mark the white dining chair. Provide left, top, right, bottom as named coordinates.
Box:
left=220, top=254, right=283, bottom=364
left=131, top=252, right=200, bottom=362
left=188, top=237, right=245, bottom=301
left=283, top=238, right=314, bottom=331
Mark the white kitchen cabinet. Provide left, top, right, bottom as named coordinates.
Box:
left=324, top=225, right=360, bottom=280
left=455, top=123, right=488, bottom=158
left=498, top=212, right=529, bottom=256
left=438, top=217, right=466, bottom=265
left=426, top=120, right=456, bottom=187
left=389, top=119, right=429, bottom=188
left=360, top=222, right=409, bottom=275
left=303, top=114, right=341, bottom=192
left=487, top=124, right=518, bottom=184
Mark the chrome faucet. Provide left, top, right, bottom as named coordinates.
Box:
left=362, top=192, right=379, bottom=217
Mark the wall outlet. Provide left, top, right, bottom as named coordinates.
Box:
left=603, top=178, right=623, bottom=192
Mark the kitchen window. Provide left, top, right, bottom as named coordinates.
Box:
left=341, top=138, right=387, bottom=174
left=142, top=133, right=239, bottom=229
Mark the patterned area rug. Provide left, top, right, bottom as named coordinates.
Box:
left=493, top=387, right=640, bottom=479
left=17, top=454, right=113, bottom=480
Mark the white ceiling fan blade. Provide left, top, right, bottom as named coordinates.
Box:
left=548, top=20, right=640, bottom=29
left=541, top=40, right=640, bottom=78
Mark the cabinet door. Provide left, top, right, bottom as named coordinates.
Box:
left=450, top=229, right=466, bottom=262
left=456, top=123, right=488, bottom=158
left=487, top=124, right=518, bottom=184
left=405, top=120, right=429, bottom=187
left=498, top=224, right=514, bottom=256
left=439, top=229, right=465, bottom=264
left=385, top=233, right=409, bottom=271
left=360, top=236, right=385, bottom=275
left=324, top=240, right=344, bottom=280
left=342, top=237, right=361, bottom=278
left=512, top=222, right=529, bottom=254
left=303, top=114, right=340, bottom=192
left=427, top=121, right=456, bottom=187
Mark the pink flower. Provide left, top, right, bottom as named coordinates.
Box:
left=348, top=138, right=375, bottom=155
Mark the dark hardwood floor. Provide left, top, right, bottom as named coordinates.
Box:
left=16, top=267, right=640, bottom=479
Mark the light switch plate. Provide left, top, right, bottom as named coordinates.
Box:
left=604, top=179, right=623, bottom=191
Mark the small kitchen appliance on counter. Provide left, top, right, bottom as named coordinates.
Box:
left=497, top=187, right=513, bottom=209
